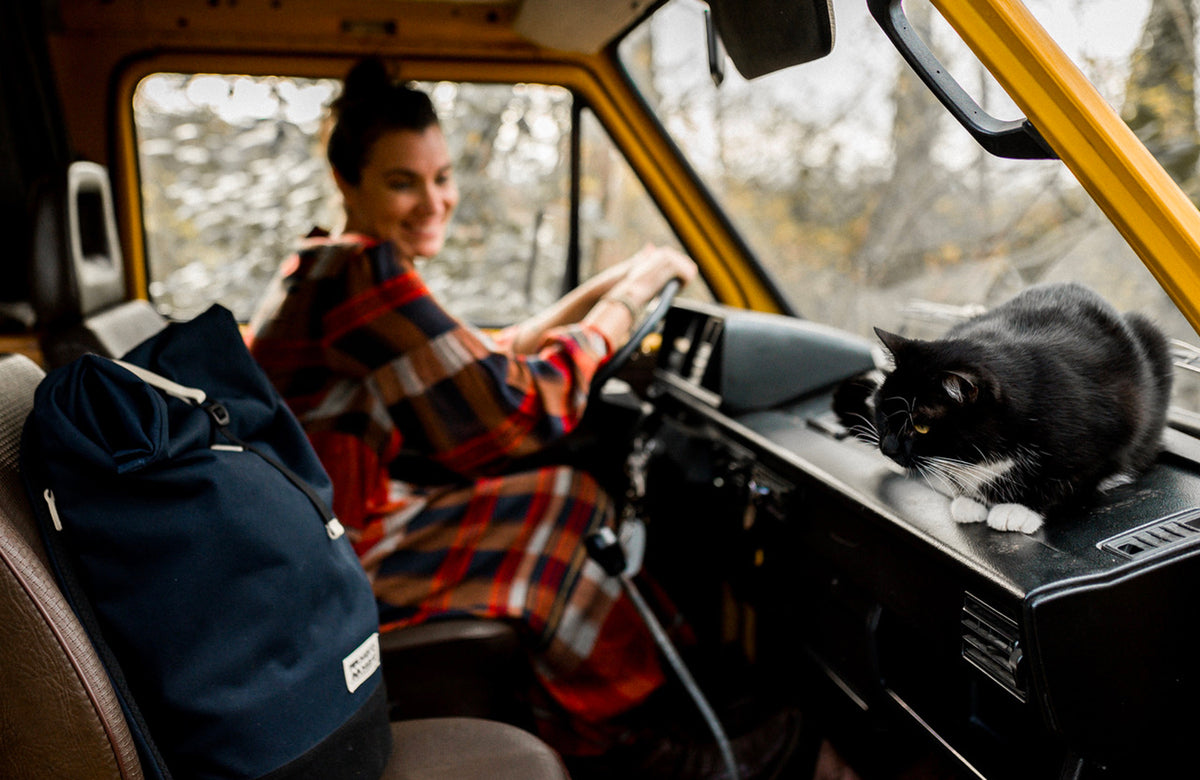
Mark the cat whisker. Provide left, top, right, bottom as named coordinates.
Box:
left=912, top=460, right=960, bottom=496
left=843, top=412, right=876, bottom=430
left=919, top=454, right=1018, bottom=499
left=841, top=413, right=880, bottom=446
left=850, top=429, right=880, bottom=446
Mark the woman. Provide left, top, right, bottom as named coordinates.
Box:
left=249, top=58, right=808, bottom=779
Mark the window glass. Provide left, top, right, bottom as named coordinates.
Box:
left=424, top=82, right=572, bottom=327
left=578, top=107, right=708, bottom=302
left=134, top=74, right=340, bottom=322
left=133, top=75, right=704, bottom=325
left=619, top=0, right=1200, bottom=410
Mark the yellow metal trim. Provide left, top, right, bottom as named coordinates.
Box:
left=113, top=84, right=147, bottom=300
left=933, top=0, right=1200, bottom=335
left=110, top=51, right=782, bottom=312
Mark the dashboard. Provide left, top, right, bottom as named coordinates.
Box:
left=636, top=300, right=1200, bottom=778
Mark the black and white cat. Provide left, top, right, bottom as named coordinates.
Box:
left=835, top=282, right=1174, bottom=533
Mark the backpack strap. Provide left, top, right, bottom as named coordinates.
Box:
left=106, top=358, right=345, bottom=541
left=109, top=359, right=207, bottom=405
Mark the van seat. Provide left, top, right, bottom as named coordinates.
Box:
left=0, top=353, right=569, bottom=779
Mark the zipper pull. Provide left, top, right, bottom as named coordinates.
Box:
left=43, top=489, right=63, bottom=531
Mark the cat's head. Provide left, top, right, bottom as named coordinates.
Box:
left=871, top=328, right=1003, bottom=470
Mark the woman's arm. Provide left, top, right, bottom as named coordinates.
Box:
left=508, top=244, right=697, bottom=354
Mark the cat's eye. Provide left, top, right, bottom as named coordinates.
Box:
left=913, top=422, right=930, bottom=434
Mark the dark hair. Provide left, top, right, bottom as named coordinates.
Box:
left=327, top=57, right=440, bottom=185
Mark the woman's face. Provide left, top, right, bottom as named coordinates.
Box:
left=338, top=125, right=459, bottom=259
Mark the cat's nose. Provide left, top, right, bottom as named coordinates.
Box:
left=880, top=433, right=913, bottom=466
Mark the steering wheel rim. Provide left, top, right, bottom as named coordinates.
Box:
left=590, top=277, right=682, bottom=395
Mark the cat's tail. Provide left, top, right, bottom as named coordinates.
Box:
left=1123, top=311, right=1174, bottom=471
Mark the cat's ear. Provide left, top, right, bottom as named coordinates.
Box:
left=873, top=328, right=911, bottom=357
left=941, top=369, right=980, bottom=404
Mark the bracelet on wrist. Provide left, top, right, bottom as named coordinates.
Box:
left=603, top=294, right=640, bottom=325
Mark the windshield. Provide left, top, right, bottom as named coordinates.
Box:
left=619, top=0, right=1200, bottom=412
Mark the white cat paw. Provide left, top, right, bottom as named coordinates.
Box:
left=986, top=504, right=1044, bottom=534
left=1098, top=472, right=1135, bottom=492
left=950, top=496, right=988, bottom=524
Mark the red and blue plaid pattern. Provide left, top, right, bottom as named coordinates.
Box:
left=249, top=236, right=665, bottom=753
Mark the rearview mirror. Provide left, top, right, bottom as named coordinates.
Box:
left=707, top=0, right=835, bottom=80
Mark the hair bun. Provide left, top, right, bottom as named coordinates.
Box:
left=337, top=57, right=393, bottom=107
left=326, top=57, right=440, bottom=184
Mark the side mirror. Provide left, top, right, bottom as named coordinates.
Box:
left=707, top=0, right=835, bottom=80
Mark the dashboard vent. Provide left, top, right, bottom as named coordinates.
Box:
left=961, top=592, right=1026, bottom=702
left=1098, top=508, right=1200, bottom=560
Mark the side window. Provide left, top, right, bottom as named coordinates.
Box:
left=134, top=73, right=341, bottom=322
left=425, top=82, right=571, bottom=326
left=579, top=106, right=711, bottom=304
left=133, top=74, right=707, bottom=325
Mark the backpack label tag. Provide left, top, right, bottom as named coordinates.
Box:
left=343, top=632, right=381, bottom=693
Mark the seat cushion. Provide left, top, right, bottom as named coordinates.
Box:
left=384, top=718, right=569, bottom=780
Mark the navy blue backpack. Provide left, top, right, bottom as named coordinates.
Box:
left=20, top=305, right=391, bottom=780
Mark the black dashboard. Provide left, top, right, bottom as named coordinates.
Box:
left=636, top=300, right=1200, bottom=778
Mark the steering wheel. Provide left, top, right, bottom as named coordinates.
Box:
left=590, top=277, right=682, bottom=397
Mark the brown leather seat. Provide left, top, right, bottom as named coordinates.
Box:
left=0, top=353, right=569, bottom=780
left=384, top=718, right=569, bottom=779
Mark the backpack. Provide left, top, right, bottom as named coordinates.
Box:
left=20, top=304, right=391, bottom=780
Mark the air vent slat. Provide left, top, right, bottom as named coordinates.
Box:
left=1099, top=509, right=1200, bottom=560
left=961, top=592, right=1026, bottom=702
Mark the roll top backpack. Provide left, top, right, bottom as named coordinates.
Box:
left=20, top=304, right=391, bottom=780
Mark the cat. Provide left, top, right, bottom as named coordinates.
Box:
left=833, top=282, right=1174, bottom=533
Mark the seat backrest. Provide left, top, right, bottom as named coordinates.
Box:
left=29, top=160, right=165, bottom=368
left=0, top=353, right=144, bottom=780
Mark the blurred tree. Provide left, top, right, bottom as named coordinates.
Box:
left=855, top=1, right=945, bottom=285
left=1122, top=0, right=1199, bottom=196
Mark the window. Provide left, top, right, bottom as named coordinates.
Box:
left=134, top=73, right=341, bottom=322
left=133, top=74, right=701, bottom=325
left=619, top=0, right=1200, bottom=411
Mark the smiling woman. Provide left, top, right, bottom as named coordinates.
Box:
left=241, top=57, right=811, bottom=780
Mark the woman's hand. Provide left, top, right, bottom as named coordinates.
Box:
left=584, top=245, right=696, bottom=344
left=509, top=244, right=697, bottom=353
left=606, top=244, right=697, bottom=311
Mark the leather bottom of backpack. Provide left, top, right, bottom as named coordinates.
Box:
left=260, top=682, right=392, bottom=780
